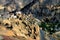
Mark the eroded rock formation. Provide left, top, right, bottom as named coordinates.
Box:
left=0, top=13, right=40, bottom=40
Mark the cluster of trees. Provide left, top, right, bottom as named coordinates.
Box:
left=38, top=21, right=60, bottom=34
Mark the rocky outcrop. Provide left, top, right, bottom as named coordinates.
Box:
left=0, top=13, right=40, bottom=40
left=0, top=0, right=60, bottom=40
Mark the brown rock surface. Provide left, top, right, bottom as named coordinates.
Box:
left=0, top=13, right=40, bottom=40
